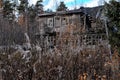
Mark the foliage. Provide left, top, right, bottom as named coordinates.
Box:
left=0, top=17, right=25, bottom=45
left=3, top=0, right=16, bottom=21
left=56, top=1, right=67, bottom=11
left=35, top=0, right=43, bottom=14
left=45, top=9, right=53, bottom=13
left=104, top=0, right=120, bottom=54
left=0, top=45, right=115, bottom=80
left=17, top=0, right=28, bottom=14
left=28, top=5, right=37, bottom=22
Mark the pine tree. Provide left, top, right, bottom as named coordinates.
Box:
left=3, top=0, right=16, bottom=21
left=45, top=9, right=53, bottom=13
left=17, top=0, right=29, bottom=32
left=56, top=1, right=67, bottom=11
left=104, top=0, right=120, bottom=54
left=17, top=0, right=28, bottom=14
left=28, top=5, right=37, bottom=22
left=35, top=0, right=43, bottom=15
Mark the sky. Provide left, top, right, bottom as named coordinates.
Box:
left=29, top=0, right=110, bottom=10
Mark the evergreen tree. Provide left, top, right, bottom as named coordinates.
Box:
left=17, top=0, right=29, bottom=32
left=45, top=9, right=53, bottom=13
left=35, top=0, right=43, bottom=15
left=28, top=5, right=37, bottom=22
left=104, top=0, right=120, bottom=54
left=28, top=0, right=44, bottom=21
left=3, top=0, right=16, bottom=21
left=56, top=1, right=67, bottom=11
left=17, top=0, right=28, bottom=14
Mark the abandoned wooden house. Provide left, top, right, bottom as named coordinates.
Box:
left=36, top=8, right=109, bottom=50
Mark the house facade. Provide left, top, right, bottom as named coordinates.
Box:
left=38, top=9, right=87, bottom=33
left=37, top=9, right=109, bottom=50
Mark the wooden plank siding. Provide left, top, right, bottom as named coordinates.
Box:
left=37, top=10, right=108, bottom=48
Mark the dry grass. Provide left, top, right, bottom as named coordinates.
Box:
left=0, top=45, right=118, bottom=80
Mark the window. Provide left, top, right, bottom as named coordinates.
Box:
left=62, top=17, right=67, bottom=26
left=55, top=16, right=61, bottom=28
left=56, top=17, right=60, bottom=20
left=63, top=18, right=66, bottom=20
left=47, top=18, right=53, bottom=28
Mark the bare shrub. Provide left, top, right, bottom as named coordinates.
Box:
left=0, top=44, right=117, bottom=80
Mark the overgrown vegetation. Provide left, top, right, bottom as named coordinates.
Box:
left=0, top=0, right=120, bottom=80
left=0, top=45, right=116, bottom=80
left=0, top=18, right=25, bottom=45
left=104, top=0, right=120, bottom=54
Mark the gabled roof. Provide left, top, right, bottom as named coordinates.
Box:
left=38, top=12, right=55, bottom=17
left=38, top=9, right=85, bottom=17
left=38, top=6, right=103, bottom=18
